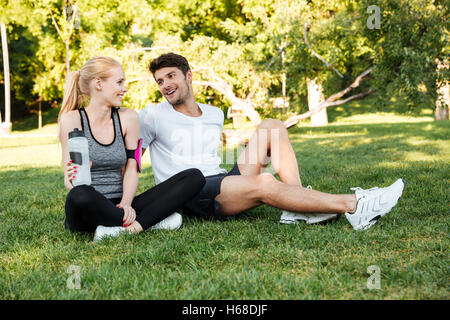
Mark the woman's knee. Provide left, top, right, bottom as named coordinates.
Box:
left=174, top=168, right=205, bottom=192
left=185, top=168, right=206, bottom=190
left=66, top=185, right=95, bottom=207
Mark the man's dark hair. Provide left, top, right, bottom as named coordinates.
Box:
left=149, top=53, right=190, bottom=77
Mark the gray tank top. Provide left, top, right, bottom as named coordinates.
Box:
left=79, top=107, right=127, bottom=199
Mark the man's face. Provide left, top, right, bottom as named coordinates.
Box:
left=154, top=67, right=192, bottom=106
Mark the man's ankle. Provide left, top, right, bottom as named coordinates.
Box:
left=346, top=195, right=357, bottom=214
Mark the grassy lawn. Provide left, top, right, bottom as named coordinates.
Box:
left=0, top=103, right=449, bottom=299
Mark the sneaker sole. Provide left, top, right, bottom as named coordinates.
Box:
left=280, top=214, right=340, bottom=225
left=312, top=214, right=341, bottom=225
left=280, top=218, right=307, bottom=224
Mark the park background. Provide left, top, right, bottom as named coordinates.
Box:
left=0, top=0, right=448, bottom=299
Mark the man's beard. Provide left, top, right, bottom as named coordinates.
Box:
left=169, top=81, right=190, bottom=106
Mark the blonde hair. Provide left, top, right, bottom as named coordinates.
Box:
left=58, top=56, right=122, bottom=122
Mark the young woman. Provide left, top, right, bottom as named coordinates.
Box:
left=58, top=56, right=205, bottom=241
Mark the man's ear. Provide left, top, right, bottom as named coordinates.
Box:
left=186, top=70, right=192, bottom=84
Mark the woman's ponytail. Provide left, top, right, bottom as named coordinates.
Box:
left=58, top=70, right=82, bottom=123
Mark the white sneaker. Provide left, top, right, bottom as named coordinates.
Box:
left=280, top=211, right=340, bottom=224
left=93, top=225, right=127, bottom=242
left=345, top=179, right=406, bottom=230
left=280, top=185, right=339, bottom=225
left=150, top=212, right=182, bottom=230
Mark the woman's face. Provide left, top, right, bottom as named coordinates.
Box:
left=94, top=66, right=127, bottom=107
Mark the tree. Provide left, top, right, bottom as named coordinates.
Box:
left=3, top=0, right=445, bottom=126
left=221, top=0, right=375, bottom=127
left=435, top=58, right=449, bottom=120
left=0, top=0, right=148, bottom=104
left=45, top=0, right=80, bottom=74
left=0, top=23, right=11, bottom=134
left=105, top=33, right=269, bottom=124
left=358, top=0, right=449, bottom=116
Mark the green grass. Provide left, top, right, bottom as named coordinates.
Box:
left=0, top=103, right=449, bottom=299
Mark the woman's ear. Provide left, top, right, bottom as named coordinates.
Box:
left=94, top=77, right=102, bottom=90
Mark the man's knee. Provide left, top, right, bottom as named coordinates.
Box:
left=257, top=172, right=277, bottom=184
left=259, top=118, right=285, bottom=130
left=258, top=119, right=287, bottom=144
left=252, top=173, right=278, bottom=200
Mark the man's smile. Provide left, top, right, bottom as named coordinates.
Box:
left=166, top=88, right=177, bottom=97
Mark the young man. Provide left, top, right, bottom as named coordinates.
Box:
left=139, top=53, right=405, bottom=231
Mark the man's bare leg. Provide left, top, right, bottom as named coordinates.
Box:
left=216, top=173, right=356, bottom=216
left=219, top=119, right=351, bottom=218
left=237, top=119, right=301, bottom=186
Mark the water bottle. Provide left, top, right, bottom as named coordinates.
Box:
left=67, top=128, right=91, bottom=186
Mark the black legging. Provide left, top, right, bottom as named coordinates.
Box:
left=64, top=168, right=205, bottom=233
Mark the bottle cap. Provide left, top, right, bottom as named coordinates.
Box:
left=68, top=128, right=85, bottom=139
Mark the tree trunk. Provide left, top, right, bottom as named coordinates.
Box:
left=435, top=58, right=449, bottom=121
left=435, top=78, right=449, bottom=120
left=307, top=77, right=328, bottom=126
left=1, top=23, right=11, bottom=135
left=285, top=68, right=372, bottom=129
left=66, top=41, right=70, bottom=74
left=38, top=100, right=42, bottom=129
left=435, top=104, right=449, bottom=121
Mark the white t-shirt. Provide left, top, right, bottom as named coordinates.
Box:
left=139, top=102, right=227, bottom=184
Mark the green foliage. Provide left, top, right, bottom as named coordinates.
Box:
left=358, top=0, right=449, bottom=110
left=0, top=24, right=42, bottom=118
left=0, top=0, right=448, bottom=120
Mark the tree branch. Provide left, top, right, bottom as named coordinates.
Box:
left=193, top=80, right=262, bottom=125
left=46, top=4, right=65, bottom=42
left=66, top=3, right=78, bottom=40
left=284, top=89, right=374, bottom=129
left=283, top=67, right=373, bottom=129
left=264, top=41, right=290, bottom=71
left=304, top=22, right=344, bottom=78
left=324, top=67, right=373, bottom=103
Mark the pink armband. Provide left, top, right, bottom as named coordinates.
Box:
left=126, top=138, right=143, bottom=172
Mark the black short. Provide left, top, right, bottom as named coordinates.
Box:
left=180, top=163, right=241, bottom=220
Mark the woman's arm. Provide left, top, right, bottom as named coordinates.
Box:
left=119, top=108, right=140, bottom=207
left=59, top=111, right=82, bottom=191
